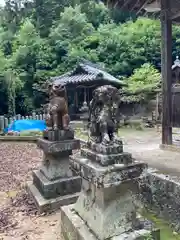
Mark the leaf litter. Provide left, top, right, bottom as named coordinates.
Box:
left=0, top=143, right=42, bottom=236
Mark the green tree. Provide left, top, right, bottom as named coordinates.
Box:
left=0, top=50, right=22, bottom=115
left=50, top=5, right=95, bottom=71
left=4, top=70, right=22, bottom=115
left=0, top=0, right=180, bottom=117
left=122, top=63, right=161, bottom=103
left=10, top=19, right=42, bottom=113
left=32, top=0, right=74, bottom=37
left=81, top=1, right=111, bottom=28
left=51, top=5, right=94, bottom=43
left=0, top=50, right=8, bottom=114
left=96, top=18, right=161, bottom=76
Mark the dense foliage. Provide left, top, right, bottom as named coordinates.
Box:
left=0, top=0, right=180, bottom=115
left=122, top=63, right=161, bottom=103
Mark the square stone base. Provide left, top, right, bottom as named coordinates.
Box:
left=27, top=183, right=79, bottom=213
left=33, top=170, right=81, bottom=199
left=37, top=138, right=80, bottom=154
left=43, top=129, right=74, bottom=142
left=61, top=204, right=160, bottom=240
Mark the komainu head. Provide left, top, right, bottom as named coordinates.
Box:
left=92, top=85, right=121, bottom=105
left=48, top=81, right=67, bottom=98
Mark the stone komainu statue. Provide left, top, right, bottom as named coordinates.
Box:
left=88, top=85, right=121, bottom=145
left=45, top=82, right=70, bottom=130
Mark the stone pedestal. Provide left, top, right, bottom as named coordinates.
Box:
left=27, top=129, right=81, bottom=213
left=61, top=140, right=160, bottom=240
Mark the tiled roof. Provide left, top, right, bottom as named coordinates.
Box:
left=52, top=73, right=96, bottom=85
left=80, top=63, right=121, bottom=83
left=50, top=62, right=124, bottom=86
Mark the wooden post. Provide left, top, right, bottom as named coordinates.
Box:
left=87, top=88, right=89, bottom=105
left=74, top=90, right=76, bottom=108
left=0, top=116, right=4, bottom=131
left=84, top=87, right=87, bottom=103
left=161, top=0, right=172, bottom=145
left=155, top=92, right=159, bottom=121
left=75, top=90, right=78, bottom=109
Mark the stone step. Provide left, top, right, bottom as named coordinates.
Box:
left=70, top=153, right=147, bottom=188
left=87, top=140, right=123, bottom=154
left=27, top=183, right=79, bottom=214
left=32, top=170, right=81, bottom=199
left=61, top=204, right=160, bottom=240
left=81, top=147, right=132, bottom=166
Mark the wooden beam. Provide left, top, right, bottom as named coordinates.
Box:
left=160, top=0, right=172, bottom=145
left=120, top=0, right=135, bottom=11
left=130, top=0, right=140, bottom=12
left=171, top=11, right=180, bottom=20
left=135, top=0, right=149, bottom=14
left=113, top=0, right=123, bottom=9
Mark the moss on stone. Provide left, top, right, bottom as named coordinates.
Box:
left=142, top=210, right=180, bottom=240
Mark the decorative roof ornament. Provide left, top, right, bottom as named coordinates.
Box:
left=144, top=0, right=161, bottom=12
left=172, top=56, right=180, bottom=70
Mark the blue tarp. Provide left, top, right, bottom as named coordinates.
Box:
left=4, top=120, right=46, bottom=133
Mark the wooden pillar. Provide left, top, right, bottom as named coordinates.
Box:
left=84, top=87, right=87, bottom=103
left=155, top=92, right=159, bottom=121
left=76, top=90, right=78, bottom=108
left=161, top=0, right=172, bottom=145
left=74, top=89, right=78, bottom=109
left=87, top=88, right=90, bottom=105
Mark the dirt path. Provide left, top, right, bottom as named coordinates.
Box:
left=121, top=129, right=180, bottom=176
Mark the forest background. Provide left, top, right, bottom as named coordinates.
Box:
left=0, top=0, right=179, bottom=116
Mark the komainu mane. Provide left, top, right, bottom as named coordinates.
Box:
left=88, top=85, right=121, bottom=145
left=45, top=82, right=70, bottom=131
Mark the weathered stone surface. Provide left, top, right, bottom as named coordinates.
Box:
left=70, top=154, right=146, bottom=188
left=37, top=138, right=80, bottom=154
left=38, top=139, right=80, bottom=181
left=87, top=141, right=123, bottom=154
left=65, top=131, right=158, bottom=239
left=28, top=136, right=81, bottom=212
left=87, top=85, right=121, bottom=145
left=113, top=229, right=160, bottom=240
left=61, top=205, right=160, bottom=240
left=69, top=152, right=147, bottom=239
left=74, top=181, right=138, bottom=239
left=139, top=170, right=180, bottom=232
left=33, top=170, right=81, bottom=199
left=45, top=82, right=70, bottom=131
left=81, top=148, right=132, bottom=166
left=43, top=129, right=74, bottom=141
left=27, top=183, right=79, bottom=214
left=40, top=153, right=72, bottom=181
